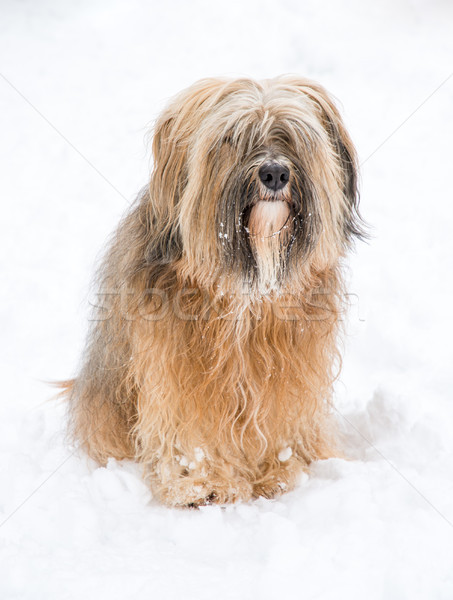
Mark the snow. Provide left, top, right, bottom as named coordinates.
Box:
left=1, top=0, right=453, bottom=598
left=278, top=447, right=293, bottom=462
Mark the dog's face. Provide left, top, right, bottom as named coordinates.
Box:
left=148, top=77, right=364, bottom=294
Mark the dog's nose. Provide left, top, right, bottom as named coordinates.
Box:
left=258, top=162, right=290, bottom=192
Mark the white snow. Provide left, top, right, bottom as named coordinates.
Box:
left=278, top=447, right=293, bottom=462
left=1, top=1, right=453, bottom=599
left=194, top=447, right=205, bottom=463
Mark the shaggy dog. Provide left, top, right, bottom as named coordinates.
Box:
left=63, top=76, right=365, bottom=506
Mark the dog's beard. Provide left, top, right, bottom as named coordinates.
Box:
left=247, top=200, right=292, bottom=294
left=218, top=162, right=321, bottom=295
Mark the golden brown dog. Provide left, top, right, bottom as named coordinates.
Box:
left=63, top=76, right=365, bottom=506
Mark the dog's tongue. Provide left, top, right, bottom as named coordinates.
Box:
left=248, top=201, right=291, bottom=238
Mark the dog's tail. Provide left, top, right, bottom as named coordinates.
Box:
left=50, top=378, right=75, bottom=400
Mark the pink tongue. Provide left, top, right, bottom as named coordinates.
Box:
left=248, top=201, right=290, bottom=237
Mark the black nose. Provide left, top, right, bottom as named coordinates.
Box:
left=258, top=162, right=290, bottom=192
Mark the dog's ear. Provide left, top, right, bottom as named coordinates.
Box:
left=146, top=79, right=238, bottom=267
left=140, top=183, right=182, bottom=268
left=145, top=102, right=190, bottom=268
left=286, top=77, right=367, bottom=243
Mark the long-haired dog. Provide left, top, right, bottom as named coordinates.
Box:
left=63, top=76, right=365, bottom=507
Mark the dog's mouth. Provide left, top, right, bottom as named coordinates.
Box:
left=246, top=200, right=293, bottom=239
left=242, top=190, right=296, bottom=240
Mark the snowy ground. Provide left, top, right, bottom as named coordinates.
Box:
left=1, top=0, right=453, bottom=598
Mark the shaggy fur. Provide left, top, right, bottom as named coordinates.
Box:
left=62, top=76, right=365, bottom=507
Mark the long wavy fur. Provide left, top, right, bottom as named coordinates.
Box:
left=62, top=76, right=365, bottom=506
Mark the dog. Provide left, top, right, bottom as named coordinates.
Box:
left=62, top=76, right=365, bottom=507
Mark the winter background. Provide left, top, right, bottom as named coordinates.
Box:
left=1, top=0, right=453, bottom=598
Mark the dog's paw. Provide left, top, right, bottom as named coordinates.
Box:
left=158, top=478, right=253, bottom=508
left=253, top=479, right=288, bottom=499
left=253, top=456, right=305, bottom=499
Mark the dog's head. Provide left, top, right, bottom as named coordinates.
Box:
left=147, top=77, right=365, bottom=294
